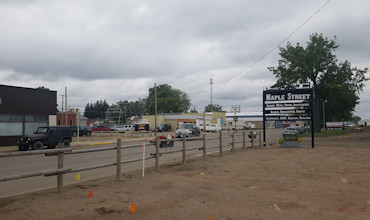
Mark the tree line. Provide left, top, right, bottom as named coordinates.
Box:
left=83, top=84, right=200, bottom=122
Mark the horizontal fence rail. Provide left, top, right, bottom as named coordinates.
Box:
left=0, top=131, right=262, bottom=194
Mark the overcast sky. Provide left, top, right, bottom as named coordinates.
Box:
left=1, top=0, right=369, bottom=118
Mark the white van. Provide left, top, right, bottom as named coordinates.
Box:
left=205, top=124, right=222, bottom=132
left=115, top=125, right=134, bottom=132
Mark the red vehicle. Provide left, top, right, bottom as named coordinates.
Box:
left=91, top=125, right=110, bottom=132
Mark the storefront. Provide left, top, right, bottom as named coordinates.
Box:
left=0, top=85, right=57, bottom=146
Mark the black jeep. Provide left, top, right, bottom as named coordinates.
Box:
left=17, top=126, right=72, bottom=151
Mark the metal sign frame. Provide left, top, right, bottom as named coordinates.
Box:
left=263, top=88, right=314, bottom=148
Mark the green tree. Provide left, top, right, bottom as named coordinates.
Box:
left=204, top=104, right=223, bottom=112
left=36, top=86, right=49, bottom=90
left=83, top=100, right=109, bottom=119
left=269, top=33, right=368, bottom=131
left=351, top=115, right=361, bottom=124
left=146, top=84, right=191, bottom=114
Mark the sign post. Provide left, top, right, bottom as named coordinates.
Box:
left=230, top=105, right=240, bottom=130
left=263, top=88, right=314, bottom=148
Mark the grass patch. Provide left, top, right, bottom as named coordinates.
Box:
left=207, top=154, right=219, bottom=158
left=299, top=127, right=356, bottom=138
left=0, top=201, right=12, bottom=208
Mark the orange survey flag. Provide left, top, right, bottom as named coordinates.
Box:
left=129, top=203, right=136, bottom=213
left=88, top=188, right=93, bottom=198
left=209, top=212, right=212, bottom=220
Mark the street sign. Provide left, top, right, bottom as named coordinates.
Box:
left=230, top=105, right=240, bottom=113
left=233, top=116, right=238, bottom=122
left=262, top=88, right=314, bottom=148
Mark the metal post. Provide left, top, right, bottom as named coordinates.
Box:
left=251, top=132, right=254, bottom=147
left=182, top=136, right=186, bottom=164
left=77, top=112, right=80, bottom=143
left=323, top=100, right=326, bottom=130
left=232, top=132, right=235, bottom=151
left=259, top=131, right=261, bottom=146
left=243, top=132, right=245, bottom=150
left=311, top=89, right=315, bottom=149
left=57, top=152, right=64, bottom=193
left=203, top=134, right=206, bottom=160
left=219, top=132, right=223, bottom=156
left=155, top=136, right=159, bottom=171
left=116, top=139, right=121, bottom=181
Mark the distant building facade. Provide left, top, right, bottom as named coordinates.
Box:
left=0, top=85, right=57, bottom=146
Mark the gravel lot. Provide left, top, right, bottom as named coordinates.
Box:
left=1, top=132, right=370, bottom=219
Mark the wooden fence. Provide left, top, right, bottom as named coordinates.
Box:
left=0, top=131, right=261, bottom=193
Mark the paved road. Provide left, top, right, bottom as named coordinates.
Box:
left=0, top=129, right=283, bottom=198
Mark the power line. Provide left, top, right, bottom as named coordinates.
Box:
left=188, top=0, right=331, bottom=95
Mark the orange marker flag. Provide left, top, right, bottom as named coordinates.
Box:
left=88, top=188, right=93, bottom=198
left=208, top=212, right=212, bottom=220
left=129, top=203, right=136, bottom=213
left=142, top=143, right=145, bottom=151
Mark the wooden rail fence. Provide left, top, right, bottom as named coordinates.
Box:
left=0, top=131, right=261, bottom=193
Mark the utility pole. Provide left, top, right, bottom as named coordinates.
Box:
left=59, top=95, right=64, bottom=125
left=154, top=83, right=157, bottom=138
left=65, top=87, right=68, bottom=125
left=210, top=78, right=213, bottom=105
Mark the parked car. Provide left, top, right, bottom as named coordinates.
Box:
left=282, top=127, right=300, bottom=135
left=156, top=124, right=171, bottom=132
left=242, top=123, right=256, bottom=130
left=175, top=123, right=200, bottom=138
left=69, top=126, right=92, bottom=137
left=91, top=125, right=110, bottom=132
left=17, top=126, right=72, bottom=151
left=287, top=125, right=304, bottom=134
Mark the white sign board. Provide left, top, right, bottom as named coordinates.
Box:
left=230, top=105, right=240, bottom=113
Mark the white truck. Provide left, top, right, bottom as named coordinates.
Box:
left=205, top=124, right=222, bottom=132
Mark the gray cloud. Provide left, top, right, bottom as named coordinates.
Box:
left=1, top=0, right=370, bottom=118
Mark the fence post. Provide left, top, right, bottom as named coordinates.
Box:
left=182, top=136, right=186, bottom=164
left=57, top=152, right=64, bottom=193
left=203, top=134, right=206, bottom=160
left=243, top=132, right=246, bottom=150
left=251, top=132, right=254, bottom=147
left=116, top=139, right=121, bottom=181
left=232, top=132, right=235, bottom=151
left=155, top=136, right=159, bottom=171
left=219, top=132, right=223, bottom=156
left=259, top=131, right=262, bottom=146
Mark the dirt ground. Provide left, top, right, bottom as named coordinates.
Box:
left=1, top=132, right=370, bottom=219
